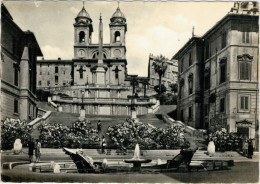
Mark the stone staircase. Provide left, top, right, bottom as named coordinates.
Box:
left=155, top=105, right=177, bottom=114
left=36, top=101, right=56, bottom=112
left=47, top=112, right=131, bottom=126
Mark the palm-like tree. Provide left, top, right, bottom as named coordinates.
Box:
left=152, top=55, right=168, bottom=101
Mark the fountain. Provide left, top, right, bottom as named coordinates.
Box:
left=124, top=144, right=152, bottom=169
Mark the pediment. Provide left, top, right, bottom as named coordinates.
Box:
left=237, top=54, right=253, bottom=62
left=236, top=119, right=252, bottom=125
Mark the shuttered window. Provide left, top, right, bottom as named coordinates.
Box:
left=242, top=32, right=250, bottom=43
left=240, top=96, right=249, bottom=110
left=240, top=62, right=250, bottom=80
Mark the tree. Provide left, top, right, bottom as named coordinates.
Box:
left=170, top=83, right=178, bottom=94
left=154, top=84, right=166, bottom=94
left=152, top=55, right=168, bottom=102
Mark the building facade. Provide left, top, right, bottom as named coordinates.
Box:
left=148, top=54, right=178, bottom=91
left=173, top=2, right=259, bottom=138
left=1, top=4, right=43, bottom=121
left=36, top=5, right=156, bottom=116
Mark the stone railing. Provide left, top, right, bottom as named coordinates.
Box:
left=28, top=111, right=52, bottom=129
left=52, top=95, right=156, bottom=105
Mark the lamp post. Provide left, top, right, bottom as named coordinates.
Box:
left=79, top=89, right=86, bottom=121
left=81, top=90, right=85, bottom=109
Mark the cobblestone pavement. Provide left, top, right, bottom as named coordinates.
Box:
left=1, top=148, right=259, bottom=183
left=1, top=162, right=259, bottom=183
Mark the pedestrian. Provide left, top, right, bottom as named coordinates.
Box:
left=35, top=139, right=41, bottom=162
left=248, top=139, right=254, bottom=159
left=242, top=137, right=248, bottom=156
left=101, top=136, right=107, bottom=154
left=97, top=120, right=101, bottom=132
left=28, top=138, right=35, bottom=163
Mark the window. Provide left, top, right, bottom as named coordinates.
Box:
left=115, top=31, right=121, bottom=42
left=189, top=52, right=192, bottom=66
left=38, top=81, right=41, bottom=86
left=220, top=97, right=225, bottom=112
left=14, top=66, right=19, bottom=86
left=63, top=81, right=66, bottom=86
left=189, top=106, right=193, bottom=120
left=115, top=66, right=119, bottom=79
left=219, top=58, right=227, bottom=84
left=179, top=79, right=184, bottom=99
left=242, top=32, right=250, bottom=43
left=188, top=106, right=193, bottom=120
left=40, top=71, right=42, bottom=75
left=63, top=71, right=66, bottom=75
left=240, top=96, right=249, bottom=110
left=47, top=81, right=50, bottom=86
left=180, top=58, right=184, bottom=73
left=55, top=66, right=59, bottom=73
left=239, top=61, right=251, bottom=80
left=55, top=76, right=58, bottom=84
left=80, top=72, right=83, bottom=79
left=48, top=71, right=50, bottom=75
left=204, top=68, right=210, bottom=90
left=188, top=74, right=193, bottom=95
left=14, top=99, right=18, bottom=113
left=238, top=54, right=253, bottom=80
left=221, top=32, right=227, bottom=49
left=79, top=31, right=85, bottom=42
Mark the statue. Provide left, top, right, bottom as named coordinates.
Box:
left=207, top=141, right=215, bottom=157
left=13, top=139, right=22, bottom=155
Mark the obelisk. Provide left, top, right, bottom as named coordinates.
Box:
left=96, top=14, right=106, bottom=85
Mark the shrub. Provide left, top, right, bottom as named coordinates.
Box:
left=38, top=121, right=100, bottom=148
left=106, top=119, right=189, bottom=150
left=1, top=118, right=33, bottom=150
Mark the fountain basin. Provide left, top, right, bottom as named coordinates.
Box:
left=123, top=144, right=152, bottom=169
left=124, top=159, right=152, bottom=168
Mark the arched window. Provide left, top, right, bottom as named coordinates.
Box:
left=92, top=52, right=97, bottom=59
left=79, top=31, right=85, bottom=42
left=115, top=31, right=121, bottom=42
left=92, top=52, right=107, bottom=59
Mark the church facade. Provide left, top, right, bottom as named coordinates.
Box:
left=37, top=5, right=157, bottom=116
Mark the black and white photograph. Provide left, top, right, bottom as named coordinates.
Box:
left=1, top=0, right=259, bottom=183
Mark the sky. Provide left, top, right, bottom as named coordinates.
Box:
left=3, top=1, right=235, bottom=76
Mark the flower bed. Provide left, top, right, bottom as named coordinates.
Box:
left=38, top=121, right=100, bottom=148
left=1, top=118, right=33, bottom=150
left=208, top=129, right=243, bottom=151
left=106, top=119, right=189, bottom=150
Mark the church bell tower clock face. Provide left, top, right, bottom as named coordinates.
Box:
left=78, top=49, right=85, bottom=57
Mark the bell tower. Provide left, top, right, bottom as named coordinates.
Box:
left=74, top=3, right=93, bottom=58
left=109, top=3, right=127, bottom=46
